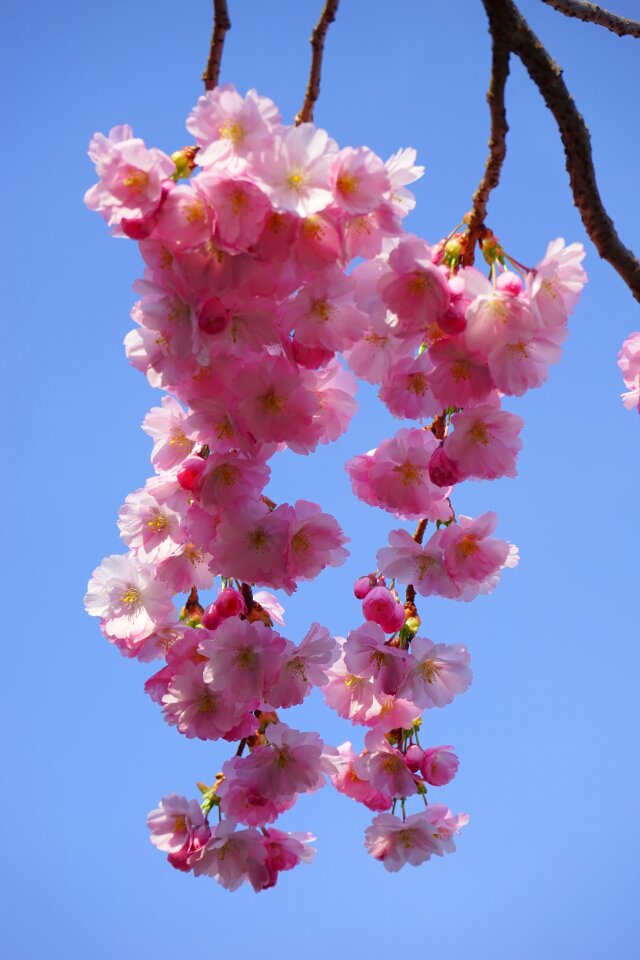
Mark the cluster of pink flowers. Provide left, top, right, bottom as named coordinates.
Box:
left=84, top=82, right=587, bottom=886
left=329, top=233, right=586, bottom=868
left=618, top=332, right=640, bottom=411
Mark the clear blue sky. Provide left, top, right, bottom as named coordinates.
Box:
left=3, top=1, right=640, bottom=957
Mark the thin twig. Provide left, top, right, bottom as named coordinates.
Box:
left=481, top=0, right=640, bottom=302
left=295, top=0, right=340, bottom=125
left=203, top=0, right=231, bottom=91
left=462, top=31, right=510, bottom=266
left=541, top=0, right=640, bottom=38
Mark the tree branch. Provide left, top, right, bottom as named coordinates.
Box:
left=481, top=0, right=640, bottom=302
left=462, top=31, right=510, bottom=266
left=541, top=0, right=640, bottom=38
left=203, top=0, right=231, bottom=91
left=295, top=0, right=340, bottom=125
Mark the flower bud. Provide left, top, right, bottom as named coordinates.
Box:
left=354, top=575, right=375, bottom=600
left=202, top=604, right=221, bottom=630
left=428, top=446, right=461, bottom=487
left=215, top=587, right=247, bottom=619
left=198, top=297, right=228, bottom=336
left=421, top=746, right=459, bottom=786
left=405, top=744, right=425, bottom=773
left=496, top=270, right=523, bottom=296
left=177, top=456, right=206, bottom=491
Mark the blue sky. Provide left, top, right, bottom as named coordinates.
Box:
left=4, top=1, right=640, bottom=957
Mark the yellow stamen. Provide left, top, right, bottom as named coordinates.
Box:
left=469, top=421, right=490, bottom=445
left=123, top=168, right=149, bottom=193
left=218, top=121, right=245, bottom=145
left=121, top=588, right=140, bottom=605
left=336, top=172, right=358, bottom=195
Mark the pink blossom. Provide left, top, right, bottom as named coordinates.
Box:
left=618, top=333, right=640, bottom=410
left=199, top=617, right=286, bottom=702
left=242, top=723, right=330, bottom=799
left=440, top=513, right=509, bottom=584
left=347, top=428, right=453, bottom=522
left=210, top=502, right=292, bottom=591
left=355, top=733, right=417, bottom=798
left=153, top=183, right=213, bottom=248
left=528, top=238, right=587, bottom=327
left=286, top=269, right=368, bottom=353
left=197, top=451, right=270, bottom=511
left=488, top=326, right=567, bottom=396
left=142, top=396, right=195, bottom=471
left=117, top=488, right=181, bottom=562
left=235, top=356, right=316, bottom=444
left=187, top=85, right=281, bottom=158
left=256, top=123, right=337, bottom=216
left=329, top=146, right=390, bottom=214
left=147, top=793, right=209, bottom=855
left=84, top=553, right=175, bottom=642
left=259, top=829, right=315, bottom=890
left=364, top=812, right=441, bottom=871
left=267, top=622, right=338, bottom=708
left=330, top=742, right=392, bottom=811
left=161, top=661, right=256, bottom=741
left=379, top=235, right=450, bottom=337
left=294, top=213, right=343, bottom=268
left=424, top=804, right=470, bottom=855
left=156, top=541, right=214, bottom=593
left=253, top=590, right=286, bottom=626
left=379, top=352, right=440, bottom=421
left=384, top=147, right=425, bottom=217
left=344, top=622, right=408, bottom=695
left=376, top=527, right=461, bottom=599
left=421, top=746, right=459, bottom=786
left=200, top=176, right=271, bottom=252
left=217, top=756, right=296, bottom=827
left=401, top=636, right=472, bottom=709
left=365, top=694, right=422, bottom=734
left=85, top=126, right=174, bottom=229
left=442, top=402, right=524, bottom=480
left=321, top=653, right=380, bottom=725
left=192, top=821, right=269, bottom=892
left=428, top=336, right=494, bottom=408
left=464, top=277, right=536, bottom=353
left=285, top=500, right=349, bottom=582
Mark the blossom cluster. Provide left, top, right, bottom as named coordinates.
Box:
left=325, top=232, right=586, bottom=868
left=84, top=82, right=587, bottom=887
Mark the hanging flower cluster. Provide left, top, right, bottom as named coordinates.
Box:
left=84, top=83, right=587, bottom=890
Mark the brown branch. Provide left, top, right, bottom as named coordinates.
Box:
left=462, top=31, right=510, bottom=266
left=541, top=0, right=640, bottom=38
left=203, top=0, right=231, bottom=91
left=295, top=0, right=340, bottom=125
left=481, top=0, right=640, bottom=302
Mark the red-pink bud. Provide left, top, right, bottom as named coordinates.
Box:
left=215, top=587, right=247, bottom=619
left=177, top=457, right=206, bottom=491
left=405, top=744, right=425, bottom=773
left=428, top=447, right=461, bottom=487
left=291, top=337, right=334, bottom=370
left=198, top=297, right=228, bottom=336
left=202, top=604, right=221, bottom=630
left=363, top=586, right=405, bottom=633
left=354, top=575, right=375, bottom=600
left=496, top=270, right=523, bottom=296
left=439, top=304, right=467, bottom=336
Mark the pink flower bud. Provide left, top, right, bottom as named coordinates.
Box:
left=202, top=604, right=221, bottom=630
left=496, top=271, right=523, bottom=296
left=198, top=297, right=229, bottom=336
left=177, top=456, right=206, bottom=491
left=215, top=587, right=247, bottom=619
left=428, top=447, right=461, bottom=487
left=354, top=575, right=375, bottom=600
left=405, top=744, right=425, bottom=773
left=291, top=337, right=334, bottom=369
left=363, top=586, right=405, bottom=633
left=420, top=746, right=459, bottom=786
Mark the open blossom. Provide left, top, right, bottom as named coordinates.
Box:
left=321, top=653, right=380, bottom=725
left=528, top=238, right=587, bottom=327
left=188, top=84, right=281, bottom=159
left=346, top=427, right=453, bottom=522
left=192, top=821, right=269, bottom=892
left=421, top=746, right=459, bottom=786
left=142, top=396, right=195, bottom=471
left=330, top=742, right=392, bottom=811
left=284, top=500, right=349, bottom=582
left=488, top=325, right=567, bottom=397
left=355, top=732, right=417, bottom=798
left=117, top=488, right=182, bottom=562
left=365, top=807, right=468, bottom=871
left=379, top=352, right=440, bottom=421
left=199, top=617, right=286, bottom=702
left=161, top=661, right=256, bottom=741
left=84, top=553, right=175, bottom=641
left=240, top=723, right=330, bottom=800
left=442, top=401, right=524, bottom=480
left=464, top=275, right=536, bottom=354
left=286, top=269, right=368, bottom=352
left=217, top=756, right=297, bottom=827
left=259, top=830, right=315, bottom=890
left=256, top=123, right=338, bottom=216
left=400, top=636, right=472, bottom=709
left=378, top=235, right=450, bottom=337
left=147, top=793, right=209, bottom=855
left=329, top=146, right=391, bottom=214
left=268, top=622, right=338, bottom=709
left=344, top=622, right=408, bottom=696
left=377, top=527, right=460, bottom=599
left=440, top=513, right=510, bottom=583
left=618, top=332, right=640, bottom=410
